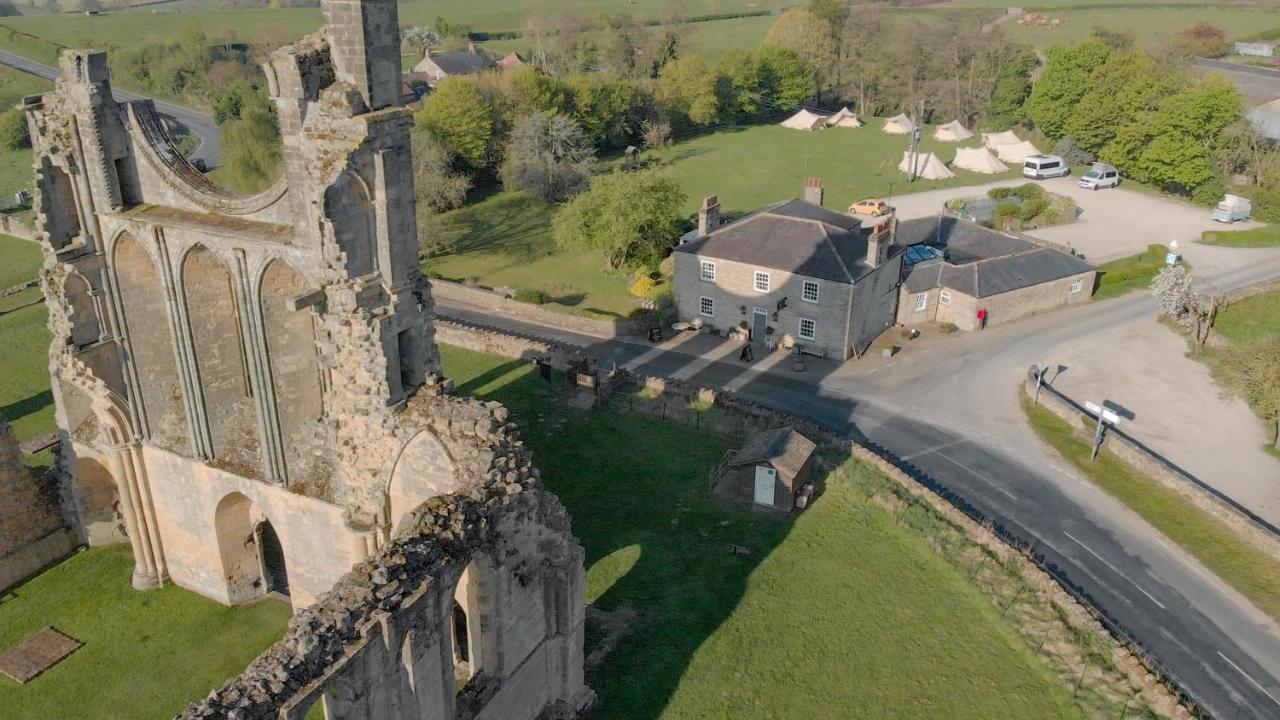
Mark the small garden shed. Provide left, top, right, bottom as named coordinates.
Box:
left=730, top=427, right=817, bottom=512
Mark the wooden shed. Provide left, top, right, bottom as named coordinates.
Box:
left=730, top=428, right=817, bottom=512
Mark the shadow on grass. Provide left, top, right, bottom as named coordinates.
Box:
left=1, top=389, right=52, bottom=423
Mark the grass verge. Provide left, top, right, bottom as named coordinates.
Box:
left=0, top=546, right=290, bottom=719
left=1021, top=394, right=1280, bottom=623
left=1200, top=225, right=1280, bottom=248
left=1093, top=244, right=1176, bottom=300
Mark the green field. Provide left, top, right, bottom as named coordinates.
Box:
left=0, top=546, right=291, bottom=720
left=1201, top=225, right=1280, bottom=248
left=0, top=233, right=51, bottom=469
left=1002, top=6, right=1280, bottom=48
left=1092, top=244, right=1174, bottom=300
left=443, top=344, right=1097, bottom=718
left=1215, top=289, right=1280, bottom=345
left=0, top=65, right=51, bottom=199
left=1022, top=395, right=1280, bottom=623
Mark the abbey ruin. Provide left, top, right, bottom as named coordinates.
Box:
left=23, top=0, right=590, bottom=716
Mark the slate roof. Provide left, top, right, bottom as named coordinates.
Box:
left=426, top=51, right=491, bottom=76
left=732, top=427, right=817, bottom=479
left=674, top=198, right=876, bottom=284
left=899, top=216, right=1094, bottom=298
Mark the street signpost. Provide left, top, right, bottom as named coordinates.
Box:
left=1085, top=400, right=1123, bottom=460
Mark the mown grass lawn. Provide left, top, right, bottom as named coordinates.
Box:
left=0, top=546, right=291, bottom=720
left=0, top=234, right=53, bottom=470
left=1022, top=396, right=1280, bottom=624
left=1214, top=289, right=1280, bottom=345
left=1092, top=244, right=1173, bottom=300
left=1200, top=224, right=1280, bottom=248
left=442, top=344, right=1084, bottom=719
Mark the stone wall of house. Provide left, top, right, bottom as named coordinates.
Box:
left=899, top=270, right=1095, bottom=331
left=0, top=413, right=77, bottom=592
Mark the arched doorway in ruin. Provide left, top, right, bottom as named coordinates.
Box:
left=256, top=520, right=289, bottom=597
left=386, top=429, right=460, bottom=536
left=214, top=491, right=288, bottom=604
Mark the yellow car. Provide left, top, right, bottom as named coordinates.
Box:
left=849, top=199, right=889, bottom=216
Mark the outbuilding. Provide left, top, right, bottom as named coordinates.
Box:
left=729, top=427, right=817, bottom=511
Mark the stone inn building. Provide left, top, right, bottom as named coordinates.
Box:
left=673, top=182, right=904, bottom=360
left=895, top=216, right=1096, bottom=331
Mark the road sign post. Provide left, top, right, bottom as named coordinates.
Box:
left=1084, top=400, right=1122, bottom=460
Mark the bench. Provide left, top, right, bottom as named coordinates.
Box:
left=793, top=343, right=828, bottom=359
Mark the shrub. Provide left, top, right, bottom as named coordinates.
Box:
left=1020, top=197, right=1049, bottom=222
left=0, top=109, right=29, bottom=151
left=988, top=187, right=1015, bottom=200
left=658, top=255, right=675, bottom=278
left=1191, top=177, right=1225, bottom=207
left=629, top=276, right=658, bottom=298
left=1012, top=183, right=1047, bottom=201
left=994, top=202, right=1021, bottom=227
left=514, top=288, right=548, bottom=304
left=1051, top=136, right=1095, bottom=168
left=1042, top=196, right=1078, bottom=225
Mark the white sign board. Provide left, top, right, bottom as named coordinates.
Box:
left=1084, top=401, right=1102, bottom=414
left=754, top=466, right=776, bottom=507
left=1101, top=409, right=1122, bottom=424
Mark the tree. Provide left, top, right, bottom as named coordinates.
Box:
left=500, top=112, right=596, bottom=203
left=505, top=66, right=571, bottom=117
left=565, top=74, right=648, bottom=150
left=220, top=92, right=281, bottom=193
left=1023, top=40, right=1111, bottom=139
left=986, top=45, right=1037, bottom=130
left=1213, top=336, right=1280, bottom=450
left=411, top=129, right=470, bottom=255
left=402, top=26, right=440, bottom=55
left=1173, top=22, right=1228, bottom=58
left=0, top=109, right=29, bottom=151
left=656, top=55, right=720, bottom=128
left=416, top=78, right=497, bottom=169
left=1125, top=76, right=1243, bottom=193
left=1151, top=265, right=1221, bottom=354
left=552, top=169, right=686, bottom=270
left=838, top=4, right=890, bottom=117
left=765, top=8, right=835, bottom=97
left=755, top=45, right=815, bottom=110
left=1065, top=51, right=1174, bottom=153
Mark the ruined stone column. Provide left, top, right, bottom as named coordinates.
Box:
left=103, top=441, right=161, bottom=589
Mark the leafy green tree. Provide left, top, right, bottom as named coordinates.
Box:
left=565, top=74, right=648, bottom=150
left=755, top=45, right=815, bottom=110
left=657, top=55, right=721, bottom=128
left=552, top=169, right=686, bottom=270
left=411, top=128, right=471, bottom=255
left=716, top=49, right=763, bottom=121
left=0, top=109, right=29, bottom=151
left=1066, top=51, right=1174, bottom=153
left=506, top=67, right=571, bottom=116
left=220, top=92, right=281, bottom=193
left=500, top=112, right=596, bottom=203
left=765, top=8, right=836, bottom=96
left=985, top=46, right=1037, bottom=131
left=1123, top=77, right=1243, bottom=192
left=1023, top=40, right=1110, bottom=139
left=416, top=78, right=497, bottom=169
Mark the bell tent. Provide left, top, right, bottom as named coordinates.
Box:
left=882, top=113, right=915, bottom=135
left=898, top=151, right=955, bottom=180
left=826, top=107, right=863, bottom=128
left=993, top=140, right=1042, bottom=164
left=780, top=109, right=827, bottom=131
left=952, top=147, right=1009, bottom=174
left=934, top=120, right=974, bottom=142
left=981, top=130, right=1021, bottom=149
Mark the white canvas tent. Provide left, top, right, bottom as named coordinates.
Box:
left=780, top=109, right=827, bottom=131
left=882, top=113, right=915, bottom=134
left=952, top=147, right=1009, bottom=174
left=826, top=107, right=863, bottom=128
left=934, top=120, right=973, bottom=142
left=898, top=151, right=955, bottom=180
left=994, top=140, right=1042, bottom=164
left=981, top=130, right=1021, bottom=149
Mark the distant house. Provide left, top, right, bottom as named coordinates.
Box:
left=399, top=72, right=433, bottom=106
left=895, top=216, right=1096, bottom=331
left=673, top=179, right=904, bottom=360
left=495, top=51, right=527, bottom=70
left=413, top=44, right=493, bottom=86
left=729, top=427, right=817, bottom=512
left=1235, top=41, right=1279, bottom=58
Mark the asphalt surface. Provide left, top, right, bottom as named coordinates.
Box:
left=434, top=248, right=1280, bottom=720
left=0, top=48, right=221, bottom=167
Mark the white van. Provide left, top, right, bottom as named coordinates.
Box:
left=1079, top=163, right=1120, bottom=190
left=1022, top=154, right=1069, bottom=180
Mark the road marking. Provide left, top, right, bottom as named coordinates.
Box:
left=1217, top=652, right=1280, bottom=708
left=901, top=439, right=965, bottom=461
left=934, top=453, right=1019, bottom=501
left=1063, top=532, right=1166, bottom=610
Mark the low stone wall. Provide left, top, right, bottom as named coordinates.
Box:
left=434, top=318, right=588, bottom=370
left=1023, top=376, right=1280, bottom=559
left=431, top=279, right=660, bottom=338
left=1222, top=276, right=1280, bottom=305
left=0, top=528, right=79, bottom=593
left=0, top=412, right=77, bottom=593
left=0, top=214, right=37, bottom=241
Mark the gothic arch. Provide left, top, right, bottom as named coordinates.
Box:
left=259, top=259, right=324, bottom=483
left=182, top=245, right=261, bottom=476
left=63, top=270, right=100, bottom=347
left=213, top=491, right=288, bottom=604
left=325, top=169, right=377, bottom=278
left=386, top=429, right=460, bottom=535
left=111, top=231, right=188, bottom=451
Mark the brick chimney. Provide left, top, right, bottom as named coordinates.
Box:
left=803, top=177, right=823, bottom=206
left=698, top=195, right=721, bottom=236
left=865, top=210, right=896, bottom=268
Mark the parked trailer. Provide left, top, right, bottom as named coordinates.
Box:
left=1212, top=194, right=1252, bottom=223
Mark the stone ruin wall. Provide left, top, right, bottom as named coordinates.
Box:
left=178, top=391, right=592, bottom=720
left=0, top=412, right=78, bottom=591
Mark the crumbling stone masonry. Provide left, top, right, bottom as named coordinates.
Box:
left=0, top=412, right=77, bottom=591
left=26, top=0, right=590, bottom=716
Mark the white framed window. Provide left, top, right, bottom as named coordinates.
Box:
left=699, top=296, right=714, bottom=317
left=700, top=260, right=716, bottom=282
left=913, top=293, right=928, bottom=312
left=798, top=317, right=816, bottom=341
left=754, top=271, right=770, bottom=293
left=1070, top=278, right=1084, bottom=294
left=802, top=280, right=820, bottom=303
left=939, top=290, right=951, bottom=306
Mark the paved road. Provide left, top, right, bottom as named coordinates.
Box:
left=434, top=247, right=1280, bottom=719
left=0, top=48, right=221, bottom=167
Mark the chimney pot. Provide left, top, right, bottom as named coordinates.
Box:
left=803, top=177, right=823, bottom=207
